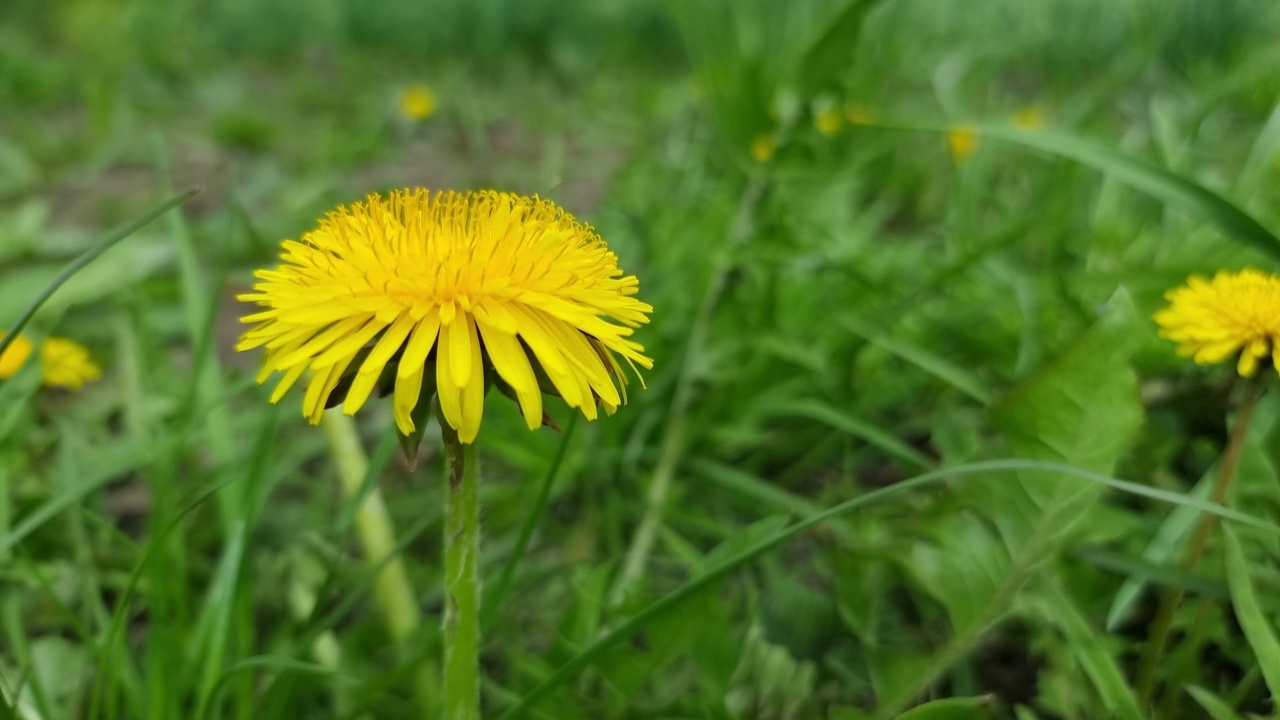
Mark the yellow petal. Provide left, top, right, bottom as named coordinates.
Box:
left=477, top=318, right=542, bottom=429
left=344, top=313, right=416, bottom=415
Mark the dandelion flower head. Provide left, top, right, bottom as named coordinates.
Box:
left=1011, top=106, right=1046, bottom=131
left=0, top=332, right=101, bottom=389
left=397, top=84, right=437, bottom=121
left=1154, top=268, right=1280, bottom=377
left=237, top=189, right=653, bottom=443
left=948, top=126, right=980, bottom=160
left=814, top=107, right=843, bottom=137
left=751, top=133, right=776, bottom=163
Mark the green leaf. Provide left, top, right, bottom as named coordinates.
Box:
left=0, top=190, right=195, bottom=359
left=841, top=315, right=993, bottom=404
left=498, top=459, right=1280, bottom=719
left=1184, top=685, right=1246, bottom=720
left=769, top=399, right=935, bottom=470
left=990, top=288, right=1143, bottom=480
left=976, top=126, right=1280, bottom=262
left=884, top=291, right=1145, bottom=713
left=1222, top=526, right=1280, bottom=700
left=893, top=696, right=993, bottom=720
left=1036, top=582, right=1143, bottom=720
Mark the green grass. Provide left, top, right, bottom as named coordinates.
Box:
left=4, top=0, right=1280, bottom=718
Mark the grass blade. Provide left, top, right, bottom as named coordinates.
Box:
left=0, top=189, right=197, bottom=360
left=1038, top=581, right=1143, bottom=720
left=976, top=126, right=1280, bottom=262
left=483, top=414, right=578, bottom=631
left=1222, top=526, right=1280, bottom=700
left=499, top=459, right=1280, bottom=718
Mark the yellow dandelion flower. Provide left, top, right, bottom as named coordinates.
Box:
left=397, top=84, right=437, bottom=121
left=40, top=337, right=102, bottom=389
left=0, top=333, right=34, bottom=379
left=0, top=332, right=101, bottom=389
left=751, top=134, right=776, bottom=163
left=237, top=189, right=653, bottom=443
left=814, top=107, right=843, bottom=137
left=1154, top=268, right=1280, bottom=377
left=948, top=126, right=980, bottom=160
left=1011, top=105, right=1046, bottom=131
left=843, top=103, right=873, bottom=125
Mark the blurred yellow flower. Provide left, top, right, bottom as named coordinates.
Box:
left=1155, top=268, right=1280, bottom=377
left=948, top=126, right=979, bottom=160
left=1011, top=106, right=1046, bottom=131
left=238, top=189, right=652, bottom=443
left=751, top=134, right=776, bottom=163
left=843, top=103, right=873, bottom=125
left=0, top=332, right=101, bottom=389
left=0, top=333, right=33, bottom=379
left=41, top=337, right=103, bottom=389
left=397, top=84, right=437, bottom=121
left=814, top=107, right=843, bottom=137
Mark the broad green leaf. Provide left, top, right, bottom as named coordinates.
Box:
left=1223, top=527, right=1280, bottom=700
left=894, top=696, right=993, bottom=720
left=885, top=291, right=1144, bottom=713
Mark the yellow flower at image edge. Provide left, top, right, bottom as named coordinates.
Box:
left=1155, top=268, right=1280, bottom=377
left=237, top=189, right=653, bottom=443
left=0, top=333, right=101, bottom=389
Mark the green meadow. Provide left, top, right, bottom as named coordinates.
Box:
left=4, top=0, right=1280, bottom=718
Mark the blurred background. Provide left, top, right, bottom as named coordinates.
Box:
left=4, top=0, right=1280, bottom=718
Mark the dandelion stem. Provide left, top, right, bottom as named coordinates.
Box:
left=442, top=430, right=482, bottom=720
left=1135, top=378, right=1264, bottom=706
left=320, top=413, right=434, bottom=716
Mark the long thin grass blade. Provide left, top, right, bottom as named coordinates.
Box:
left=0, top=190, right=197, bottom=360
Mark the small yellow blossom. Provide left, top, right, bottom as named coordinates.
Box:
left=0, top=333, right=33, bottom=379
left=397, top=84, right=438, bottom=121
left=1155, top=268, right=1280, bottom=377
left=843, top=103, right=873, bottom=125
left=1011, top=106, right=1046, bottom=131
left=814, top=107, right=843, bottom=137
left=40, top=337, right=102, bottom=389
left=0, top=332, right=101, bottom=389
left=238, top=189, right=652, bottom=443
left=751, top=134, right=776, bottom=163
left=947, top=126, right=980, bottom=160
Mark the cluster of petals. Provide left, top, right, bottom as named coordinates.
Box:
left=0, top=332, right=101, bottom=389
left=1155, top=268, right=1280, bottom=377
left=238, top=189, right=652, bottom=442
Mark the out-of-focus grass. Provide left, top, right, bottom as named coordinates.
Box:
left=3, top=0, right=1280, bottom=718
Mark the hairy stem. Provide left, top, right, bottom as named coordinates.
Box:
left=443, top=433, right=482, bottom=720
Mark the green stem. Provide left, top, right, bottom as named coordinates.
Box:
left=320, top=413, right=435, bottom=716
left=443, top=433, right=482, bottom=720
left=1135, top=379, right=1264, bottom=706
